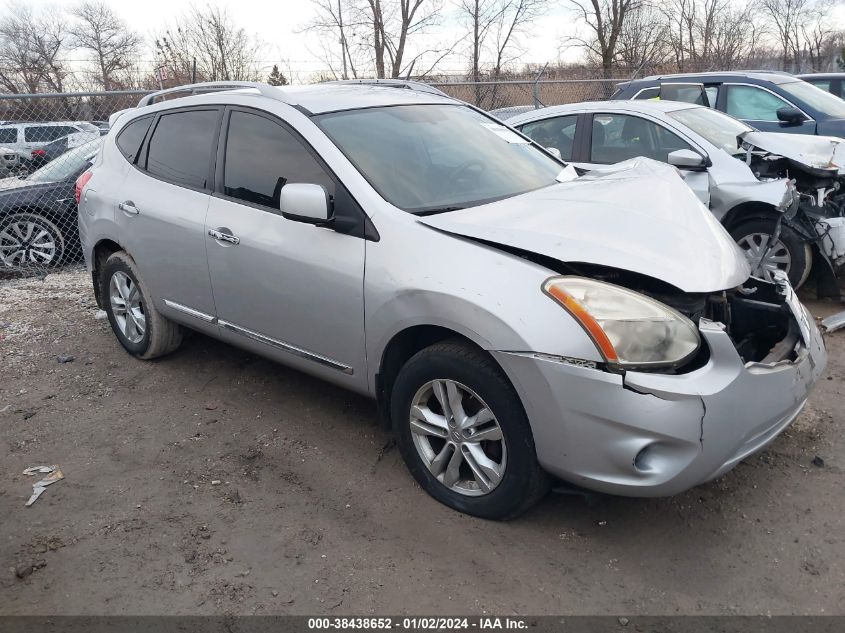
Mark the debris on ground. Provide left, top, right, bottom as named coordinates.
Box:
left=821, top=309, right=845, bottom=333
left=812, top=456, right=825, bottom=467
left=14, top=559, right=46, bottom=580
left=56, top=354, right=75, bottom=364
left=94, top=310, right=107, bottom=320
left=23, top=465, right=64, bottom=507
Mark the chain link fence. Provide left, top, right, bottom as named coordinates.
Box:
left=0, top=91, right=148, bottom=280
left=0, top=79, right=623, bottom=280
left=430, top=78, right=622, bottom=112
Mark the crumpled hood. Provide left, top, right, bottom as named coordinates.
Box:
left=741, top=131, right=845, bottom=175
left=420, top=158, right=750, bottom=293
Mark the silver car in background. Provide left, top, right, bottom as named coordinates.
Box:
left=505, top=100, right=845, bottom=294
left=78, top=81, right=826, bottom=519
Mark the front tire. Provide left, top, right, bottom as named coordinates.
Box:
left=730, top=218, right=812, bottom=288
left=101, top=251, right=182, bottom=359
left=391, top=340, right=549, bottom=519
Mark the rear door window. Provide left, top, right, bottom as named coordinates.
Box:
left=519, top=115, right=578, bottom=160
left=144, top=109, right=219, bottom=189
left=24, top=125, right=75, bottom=143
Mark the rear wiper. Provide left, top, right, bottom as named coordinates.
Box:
left=415, top=205, right=465, bottom=216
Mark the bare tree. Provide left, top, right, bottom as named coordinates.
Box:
left=303, top=0, right=367, bottom=80
left=0, top=3, right=69, bottom=93
left=70, top=1, right=142, bottom=90
left=564, top=0, right=642, bottom=78
left=155, top=4, right=264, bottom=84
left=360, top=0, right=443, bottom=78
left=757, top=0, right=813, bottom=70
left=458, top=0, right=546, bottom=103
left=616, top=3, right=670, bottom=71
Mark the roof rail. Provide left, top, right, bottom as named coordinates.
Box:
left=326, top=79, right=450, bottom=98
left=137, top=81, right=286, bottom=107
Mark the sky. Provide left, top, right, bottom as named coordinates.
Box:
left=36, top=0, right=573, bottom=81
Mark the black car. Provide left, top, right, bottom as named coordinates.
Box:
left=0, top=138, right=101, bottom=268
left=611, top=71, right=845, bottom=137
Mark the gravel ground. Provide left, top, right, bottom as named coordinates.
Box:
left=0, top=269, right=843, bottom=616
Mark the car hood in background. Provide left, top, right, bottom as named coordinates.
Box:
left=741, top=131, right=845, bottom=176
left=420, top=158, right=750, bottom=293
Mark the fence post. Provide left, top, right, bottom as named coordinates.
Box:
left=532, top=63, right=548, bottom=109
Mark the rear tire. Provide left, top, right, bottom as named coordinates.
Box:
left=730, top=218, right=812, bottom=288
left=391, top=339, right=549, bottom=520
left=101, top=251, right=182, bottom=359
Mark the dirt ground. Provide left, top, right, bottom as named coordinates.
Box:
left=0, top=268, right=843, bottom=616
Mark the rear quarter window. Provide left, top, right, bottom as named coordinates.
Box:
left=116, top=116, right=153, bottom=164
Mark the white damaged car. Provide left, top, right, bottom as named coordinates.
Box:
left=506, top=100, right=845, bottom=295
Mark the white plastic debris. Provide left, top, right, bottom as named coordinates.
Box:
left=94, top=310, right=108, bottom=320
left=23, top=465, right=64, bottom=507
left=821, top=309, right=845, bottom=334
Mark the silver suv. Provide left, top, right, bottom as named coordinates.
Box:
left=78, top=81, right=826, bottom=519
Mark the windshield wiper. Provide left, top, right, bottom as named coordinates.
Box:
left=415, top=205, right=465, bottom=216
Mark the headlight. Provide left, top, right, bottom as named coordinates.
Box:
left=542, top=276, right=701, bottom=369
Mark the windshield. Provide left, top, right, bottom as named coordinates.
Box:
left=667, top=106, right=752, bottom=155
left=780, top=80, right=845, bottom=118
left=27, top=138, right=101, bottom=184
left=315, top=104, right=564, bottom=213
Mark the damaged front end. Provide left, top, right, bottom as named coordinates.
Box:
left=494, top=263, right=827, bottom=496
left=740, top=132, right=845, bottom=294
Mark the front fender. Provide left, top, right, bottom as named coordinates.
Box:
left=363, top=226, right=604, bottom=393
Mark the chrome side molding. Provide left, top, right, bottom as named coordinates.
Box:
left=163, top=300, right=216, bottom=323
left=218, top=319, right=353, bottom=375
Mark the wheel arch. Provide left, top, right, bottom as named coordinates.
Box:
left=720, top=201, right=781, bottom=231
left=375, top=324, right=507, bottom=429
left=91, top=238, right=123, bottom=308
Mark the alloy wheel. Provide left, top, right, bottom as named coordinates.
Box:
left=409, top=379, right=507, bottom=496
left=0, top=218, right=57, bottom=267
left=109, top=271, right=146, bottom=344
left=736, top=232, right=791, bottom=283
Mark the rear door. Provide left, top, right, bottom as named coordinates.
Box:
left=114, top=107, right=222, bottom=328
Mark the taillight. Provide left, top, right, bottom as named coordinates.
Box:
left=31, top=149, right=46, bottom=157
left=75, top=170, right=93, bottom=204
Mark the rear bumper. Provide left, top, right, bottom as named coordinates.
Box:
left=493, top=303, right=827, bottom=497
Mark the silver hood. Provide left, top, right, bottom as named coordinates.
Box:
left=741, top=131, right=845, bottom=175
left=421, top=158, right=750, bottom=293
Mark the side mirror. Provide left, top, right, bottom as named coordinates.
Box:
left=776, top=106, right=805, bottom=125
left=545, top=146, right=562, bottom=159
left=280, top=183, right=332, bottom=224
left=668, top=149, right=707, bottom=170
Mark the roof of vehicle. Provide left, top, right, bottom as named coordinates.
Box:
left=621, top=71, right=801, bottom=86
left=506, top=99, right=699, bottom=124
left=135, top=81, right=458, bottom=117
left=797, top=73, right=845, bottom=80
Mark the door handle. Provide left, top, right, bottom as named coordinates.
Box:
left=118, top=201, right=139, bottom=215
left=208, top=228, right=240, bottom=245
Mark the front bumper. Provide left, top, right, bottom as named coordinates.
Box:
left=493, top=303, right=827, bottom=497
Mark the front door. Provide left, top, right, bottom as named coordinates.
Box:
left=580, top=113, right=711, bottom=206
left=205, top=107, right=366, bottom=387
left=722, top=84, right=816, bottom=134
